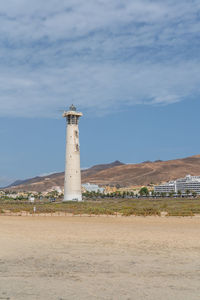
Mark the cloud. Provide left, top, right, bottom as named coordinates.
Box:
left=0, top=0, right=199, bottom=117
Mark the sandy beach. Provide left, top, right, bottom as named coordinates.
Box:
left=0, top=216, right=200, bottom=300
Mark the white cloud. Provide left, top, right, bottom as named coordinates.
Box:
left=0, top=0, right=199, bottom=117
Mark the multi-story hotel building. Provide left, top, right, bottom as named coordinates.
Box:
left=154, top=175, right=200, bottom=194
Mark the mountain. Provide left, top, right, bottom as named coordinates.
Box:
left=84, top=155, right=200, bottom=187
left=7, top=177, right=42, bottom=188
left=4, top=155, right=200, bottom=192
left=5, top=161, right=125, bottom=192
left=81, top=160, right=124, bottom=177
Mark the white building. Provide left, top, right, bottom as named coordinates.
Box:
left=49, top=186, right=63, bottom=194
left=154, top=181, right=175, bottom=194
left=28, top=195, right=35, bottom=203
left=176, top=175, right=200, bottom=194
left=63, top=105, right=83, bottom=202
left=82, top=183, right=105, bottom=193
left=154, top=175, right=200, bottom=195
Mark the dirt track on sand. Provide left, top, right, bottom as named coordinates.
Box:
left=0, top=216, right=200, bottom=300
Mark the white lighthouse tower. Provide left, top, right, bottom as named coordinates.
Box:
left=63, top=105, right=83, bottom=201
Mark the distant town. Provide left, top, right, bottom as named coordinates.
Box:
left=1, top=174, right=200, bottom=203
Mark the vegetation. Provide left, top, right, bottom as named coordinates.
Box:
left=82, top=190, right=136, bottom=198
left=0, top=197, right=200, bottom=216
left=139, top=187, right=149, bottom=196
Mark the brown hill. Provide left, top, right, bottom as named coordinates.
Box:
left=5, top=155, right=200, bottom=192
left=81, top=160, right=124, bottom=177
left=84, top=155, right=200, bottom=187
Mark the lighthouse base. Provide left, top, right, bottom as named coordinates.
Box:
left=63, top=194, right=83, bottom=202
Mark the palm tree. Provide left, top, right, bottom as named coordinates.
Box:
left=192, top=191, right=197, bottom=198
left=161, top=192, right=166, bottom=198
left=185, top=189, right=190, bottom=197
left=177, top=190, right=182, bottom=197
left=169, top=191, right=174, bottom=198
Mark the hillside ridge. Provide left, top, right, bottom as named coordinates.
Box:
left=5, top=155, right=200, bottom=192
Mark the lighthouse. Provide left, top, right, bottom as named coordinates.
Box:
left=63, top=105, right=83, bottom=201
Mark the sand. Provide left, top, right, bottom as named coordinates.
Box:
left=0, top=216, right=200, bottom=300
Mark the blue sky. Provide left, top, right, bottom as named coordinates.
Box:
left=0, top=0, right=200, bottom=186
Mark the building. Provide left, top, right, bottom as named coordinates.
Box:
left=154, top=175, right=200, bottom=195
left=176, top=175, right=200, bottom=194
left=154, top=181, right=176, bottom=194
left=63, top=105, right=83, bottom=201
left=28, top=195, right=35, bottom=203
left=82, top=183, right=105, bottom=193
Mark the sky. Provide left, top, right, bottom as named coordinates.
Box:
left=0, top=0, right=200, bottom=186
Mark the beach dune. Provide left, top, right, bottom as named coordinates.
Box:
left=0, top=216, right=200, bottom=300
